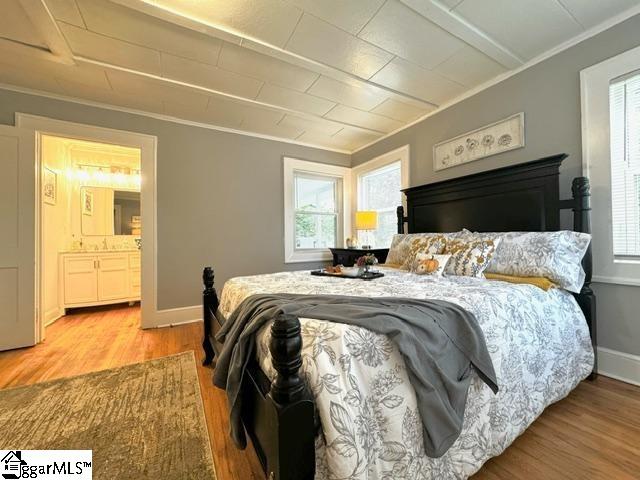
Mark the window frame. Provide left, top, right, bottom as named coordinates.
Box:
left=352, top=145, right=410, bottom=248
left=284, top=157, right=351, bottom=263
left=581, top=44, right=640, bottom=286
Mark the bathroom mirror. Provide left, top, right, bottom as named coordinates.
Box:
left=80, top=186, right=140, bottom=236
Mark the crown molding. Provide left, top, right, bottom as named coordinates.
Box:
left=0, top=82, right=351, bottom=154
left=352, top=3, right=640, bottom=154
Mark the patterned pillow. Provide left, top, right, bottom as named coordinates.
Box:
left=402, top=235, right=448, bottom=270
left=411, top=253, right=451, bottom=276
left=444, top=238, right=500, bottom=278
left=386, top=234, right=410, bottom=266
left=386, top=231, right=468, bottom=267
left=483, top=231, right=591, bottom=293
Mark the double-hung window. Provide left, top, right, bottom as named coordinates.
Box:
left=353, top=145, right=409, bottom=249
left=582, top=45, right=640, bottom=285
left=294, top=174, right=339, bottom=250
left=284, top=157, right=350, bottom=263
left=610, top=72, right=640, bottom=257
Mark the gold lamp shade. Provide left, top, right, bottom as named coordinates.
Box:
left=355, top=211, right=378, bottom=230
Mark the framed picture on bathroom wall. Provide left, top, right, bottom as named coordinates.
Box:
left=43, top=167, right=57, bottom=205
left=433, top=112, right=525, bottom=171
left=82, top=189, right=93, bottom=216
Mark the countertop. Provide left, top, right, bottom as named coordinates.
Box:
left=59, top=249, right=141, bottom=254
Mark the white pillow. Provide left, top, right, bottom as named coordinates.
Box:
left=411, top=253, right=451, bottom=276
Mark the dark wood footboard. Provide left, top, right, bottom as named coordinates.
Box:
left=202, top=268, right=316, bottom=480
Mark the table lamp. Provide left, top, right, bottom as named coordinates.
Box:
left=355, top=211, right=378, bottom=249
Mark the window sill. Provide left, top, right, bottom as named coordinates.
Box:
left=592, top=275, right=640, bottom=287
left=285, top=249, right=332, bottom=264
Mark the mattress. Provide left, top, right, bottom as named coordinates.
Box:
left=218, top=267, right=594, bottom=479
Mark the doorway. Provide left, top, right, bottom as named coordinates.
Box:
left=15, top=114, right=158, bottom=344
left=39, top=135, right=142, bottom=332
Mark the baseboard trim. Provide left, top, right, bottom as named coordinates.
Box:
left=44, top=307, right=64, bottom=327
left=152, top=305, right=202, bottom=329
left=597, top=347, right=640, bottom=386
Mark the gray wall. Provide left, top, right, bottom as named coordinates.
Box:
left=353, top=14, right=640, bottom=356
left=0, top=88, right=349, bottom=310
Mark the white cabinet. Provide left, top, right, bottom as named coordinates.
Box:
left=63, top=256, right=98, bottom=305
left=129, top=253, right=141, bottom=298
left=98, top=255, right=129, bottom=301
left=60, top=251, right=140, bottom=309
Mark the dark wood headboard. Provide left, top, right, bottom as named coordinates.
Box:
left=400, top=154, right=567, bottom=233
left=396, top=153, right=596, bottom=377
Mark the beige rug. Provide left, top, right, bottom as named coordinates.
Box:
left=0, top=352, right=216, bottom=480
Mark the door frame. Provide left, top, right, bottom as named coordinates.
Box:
left=16, top=113, right=177, bottom=334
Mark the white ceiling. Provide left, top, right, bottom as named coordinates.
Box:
left=0, top=0, right=638, bottom=153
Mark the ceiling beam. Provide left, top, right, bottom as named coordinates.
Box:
left=0, top=37, right=63, bottom=64
left=400, top=0, right=524, bottom=69
left=75, top=55, right=387, bottom=137
left=18, top=0, right=75, bottom=65
left=108, top=0, right=438, bottom=110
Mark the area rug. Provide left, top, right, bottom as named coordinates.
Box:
left=0, top=352, right=216, bottom=480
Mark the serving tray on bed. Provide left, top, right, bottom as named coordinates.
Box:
left=310, top=269, right=384, bottom=281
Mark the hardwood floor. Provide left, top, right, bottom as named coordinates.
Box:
left=1, top=305, right=638, bottom=480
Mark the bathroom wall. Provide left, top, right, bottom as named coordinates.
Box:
left=41, top=135, right=70, bottom=325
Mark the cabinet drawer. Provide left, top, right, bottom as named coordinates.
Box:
left=99, top=255, right=128, bottom=271
left=64, top=256, right=96, bottom=273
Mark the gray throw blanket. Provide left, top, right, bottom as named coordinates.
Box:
left=213, top=294, right=498, bottom=458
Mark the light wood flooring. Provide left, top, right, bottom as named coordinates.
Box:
left=0, top=305, right=638, bottom=480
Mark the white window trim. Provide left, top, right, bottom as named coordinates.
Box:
left=351, top=145, right=410, bottom=238
left=581, top=45, right=640, bottom=286
left=284, top=157, right=351, bottom=263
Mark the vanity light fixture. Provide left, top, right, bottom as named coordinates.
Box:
left=67, top=164, right=141, bottom=190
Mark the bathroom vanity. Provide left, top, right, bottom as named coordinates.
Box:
left=59, top=250, right=141, bottom=310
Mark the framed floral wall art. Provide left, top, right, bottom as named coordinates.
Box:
left=82, top=189, right=93, bottom=216
left=433, top=113, right=525, bottom=171
left=43, top=167, right=57, bottom=205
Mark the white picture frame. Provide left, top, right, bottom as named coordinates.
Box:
left=43, top=167, right=57, bottom=205
left=433, top=113, right=525, bottom=171
left=82, top=189, right=93, bottom=216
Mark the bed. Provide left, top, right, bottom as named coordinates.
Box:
left=201, top=154, right=597, bottom=480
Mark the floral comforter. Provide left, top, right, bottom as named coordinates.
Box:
left=218, top=267, right=593, bottom=479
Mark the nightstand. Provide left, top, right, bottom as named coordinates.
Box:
left=329, top=248, right=389, bottom=267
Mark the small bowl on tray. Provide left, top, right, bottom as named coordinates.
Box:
left=340, top=267, right=360, bottom=277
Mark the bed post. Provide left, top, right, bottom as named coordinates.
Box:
left=571, top=177, right=597, bottom=379
left=266, top=314, right=315, bottom=480
left=202, top=266, right=218, bottom=367
left=397, top=205, right=406, bottom=234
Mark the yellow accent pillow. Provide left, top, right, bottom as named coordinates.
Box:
left=484, top=273, right=557, bottom=291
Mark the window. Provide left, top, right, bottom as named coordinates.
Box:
left=353, top=145, right=409, bottom=249
left=294, top=174, right=338, bottom=250
left=610, top=71, right=640, bottom=257
left=582, top=45, right=640, bottom=285
left=357, top=162, right=402, bottom=248
left=284, top=157, right=350, bottom=263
